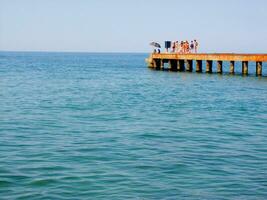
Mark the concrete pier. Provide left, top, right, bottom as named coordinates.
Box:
left=256, top=61, right=262, bottom=76
left=196, top=60, right=202, bottom=72
left=186, top=60, right=193, bottom=72
left=230, top=61, right=235, bottom=74
left=242, top=61, right=248, bottom=75
left=177, top=60, right=185, bottom=71
left=146, top=53, right=267, bottom=76
left=206, top=60, right=213, bottom=73
left=217, top=61, right=223, bottom=73
left=169, top=60, right=177, bottom=71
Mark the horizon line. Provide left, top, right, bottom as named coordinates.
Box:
left=0, top=50, right=149, bottom=54
left=1, top=50, right=266, bottom=55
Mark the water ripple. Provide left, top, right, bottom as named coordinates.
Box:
left=0, top=52, right=267, bottom=199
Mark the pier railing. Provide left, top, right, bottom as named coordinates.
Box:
left=146, top=53, right=267, bottom=76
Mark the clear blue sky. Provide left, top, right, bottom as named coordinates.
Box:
left=0, top=0, right=266, bottom=53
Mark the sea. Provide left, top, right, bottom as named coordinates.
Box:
left=0, top=52, right=267, bottom=199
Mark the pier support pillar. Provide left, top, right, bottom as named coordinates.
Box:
left=242, top=61, right=248, bottom=75
left=169, top=60, right=177, bottom=71
left=147, top=57, right=153, bottom=68
left=160, top=59, right=164, bottom=70
left=186, top=60, right=193, bottom=72
left=151, top=59, right=156, bottom=68
left=154, top=59, right=161, bottom=70
left=177, top=60, right=185, bottom=71
left=196, top=60, right=202, bottom=72
left=151, top=59, right=157, bottom=69
left=217, top=61, right=223, bottom=73
left=256, top=62, right=262, bottom=76
left=230, top=61, right=235, bottom=74
left=206, top=60, right=213, bottom=73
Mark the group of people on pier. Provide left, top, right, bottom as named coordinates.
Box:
left=170, top=40, right=199, bottom=54
left=153, top=40, right=199, bottom=54
left=167, top=40, right=199, bottom=53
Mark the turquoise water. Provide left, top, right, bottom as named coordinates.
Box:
left=0, top=52, right=267, bottom=199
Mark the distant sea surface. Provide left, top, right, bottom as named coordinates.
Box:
left=0, top=52, right=267, bottom=199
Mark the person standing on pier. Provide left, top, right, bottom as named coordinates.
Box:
left=175, top=41, right=179, bottom=53
left=180, top=41, right=184, bottom=53
left=190, top=41, right=194, bottom=53
left=172, top=42, right=176, bottom=52
left=185, top=41, right=190, bottom=53
left=194, top=40, right=199, bottom=53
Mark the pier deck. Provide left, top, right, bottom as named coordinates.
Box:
left=146, top=53, right=267, bottom=76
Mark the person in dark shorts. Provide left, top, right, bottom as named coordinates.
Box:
left=194, top=40, right=199, bottom=53
left=172, top=42, right=176, bottom=52
left=190, top=41, right=194, bottom=53
left=180, top=41, right=184, bottom=53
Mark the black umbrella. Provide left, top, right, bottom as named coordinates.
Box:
left=150, top=42, right=161, bottom=48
